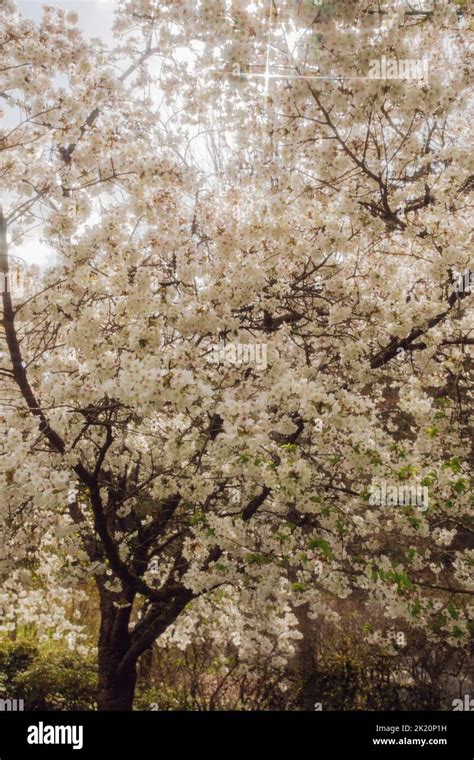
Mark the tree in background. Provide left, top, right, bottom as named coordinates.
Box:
left=0, top=0, right=472, bottom=709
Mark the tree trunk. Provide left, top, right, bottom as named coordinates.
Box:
left=97, top=588, right=137, bottom=711
left=95, top=582, right=194, bottom=709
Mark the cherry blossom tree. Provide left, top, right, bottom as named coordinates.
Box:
left=0, top=0, right=472, bottom=709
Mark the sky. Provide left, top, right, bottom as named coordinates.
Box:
left=17, top=0, right=116, bottom=38
left=10, top=1, right=117, bottom=266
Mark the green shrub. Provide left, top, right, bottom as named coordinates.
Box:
left=14, top=645, right=97, bottom=710
left=0, top=640, right=39, bottom=692
left=0, top=639, right=97, bottom=710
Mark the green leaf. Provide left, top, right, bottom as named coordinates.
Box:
left=443, top=457, right=461, bottom=473
left=447, top=602, right=459, bottom=620
left=396, top=464, right=419, bottom=480
left=453, top=479, right=466, bottom=494
left=245, top=553, right=270, bottom=566
left=280, top=443, right=298, bottom=452
left=308, top=537, right=333, bottom=559
left=291, top=582, right=308, bottom=592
